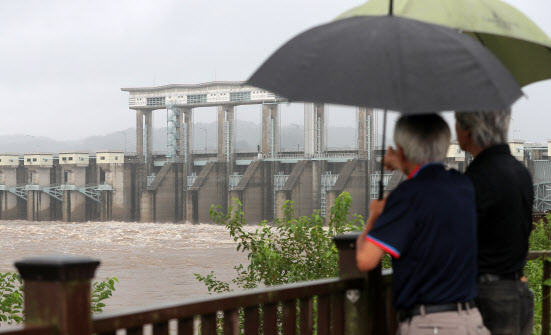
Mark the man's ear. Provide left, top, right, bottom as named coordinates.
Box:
left=465, top=127, right=475, bottom=147
left=396, top=145, right=407, bottom=162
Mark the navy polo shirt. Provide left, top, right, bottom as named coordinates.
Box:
left=367, top=163, right=478, bottom=309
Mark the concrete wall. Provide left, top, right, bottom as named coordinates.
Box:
left=181, top=163, right=192, bottom=223
left=275, top=160, right=322, bottom=219
left=0, top=167, right=19, bottom=219
left=61, top=167, right=87, bottom=222
left=326, top=159, right=368, bottom=223
left=59, top=152, right=90, bottom=166
left=0, top=191, right=24, bottom=220
left=229, top=160, right=277, bottom=224
left=62, top=190, right=86, bottom=222
left=0, top=165, right=26, bottom=219
left=508, top=141, right=525, bottom=161
left=24, top=154, right=54, bottom=168
left=26, top=166, right=61, bottom=221
left=0, top=155, right=19, bottom=167
left=141, top=162, right=183, bottom=223
left=27, top=190, right=50, bottom=221
left=0, top=156, right=383, bottom=224
left=99, top=190, right=112, bottom=222
left=187, top=162, right=228, bottom=224
left=96, top=152, right=124, bottom=164
left=99, top=163, right=135, bottom=221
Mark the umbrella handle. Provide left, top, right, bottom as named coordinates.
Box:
left=388, top=0, right=394, bottom=16
left=378, top=110, right=388, bottom=200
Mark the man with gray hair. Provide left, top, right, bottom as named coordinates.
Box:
left=455, top=110, right=534, bottom=335
left=357, top=114, right=488, bottom=334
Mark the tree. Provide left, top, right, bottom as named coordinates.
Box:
left=195, top=192, right=364, bottom=292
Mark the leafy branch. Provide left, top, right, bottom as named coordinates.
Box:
left=0, top=273, right=118, bottom=326
left=196, top=191, right=363, bottom=293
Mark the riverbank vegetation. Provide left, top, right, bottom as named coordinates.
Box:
left=0, top=274, right=118, bottom=326
left=526, top=213, right=551, bottom=335
left=195, top=192, right=363, bottom=292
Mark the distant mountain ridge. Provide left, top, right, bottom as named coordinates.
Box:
left=0, top=121, right=359, bottom=154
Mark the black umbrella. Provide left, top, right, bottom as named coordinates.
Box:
left=248, top=15, right=521, bottom=113
left=247, top=14, right=523, bottom=199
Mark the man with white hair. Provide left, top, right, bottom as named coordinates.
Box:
left=357, top=114, right=488, bottom=334
left=455, top=110, right=534, bottom=335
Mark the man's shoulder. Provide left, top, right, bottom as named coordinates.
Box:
left=394, top=166, right=473, bottom=196
left=416, top=165, right=472, bottom=185
left=466, top=150, right=531, bottom=180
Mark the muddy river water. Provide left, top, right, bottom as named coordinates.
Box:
left=0, top=220, right=254, bottom=313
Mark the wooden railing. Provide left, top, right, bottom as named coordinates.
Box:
left=93, top=277, right=366, bottom=335
left=0, top=233, right=396, bottom=335
left=3, top=236, right=551, bottom=334
left=0, top=326, right=52, bottom=335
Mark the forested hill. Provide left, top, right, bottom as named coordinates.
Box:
left=0, top=121, right=360, bottom=154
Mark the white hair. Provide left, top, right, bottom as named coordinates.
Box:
left=455, top=110, right=510, bottom=148
left=394, top=114, right=451, bottom=164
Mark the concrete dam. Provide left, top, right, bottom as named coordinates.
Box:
left=0, top=81, right=385, bottom=224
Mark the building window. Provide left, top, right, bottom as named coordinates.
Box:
left=69, top=157, right=73, bottom=161
left=32, top=158, right=37, bottom=162
left=62, top=157, right=67, bottom=161
left=230, top=92, right=251, bottom=102
left=147, top=97, right=165, bottom=106
left=100, top=156, right=106, bottom=161
left=187, top=94, right=207, bottom=104
left=26, top=158, right=31, bottom=162
left=115, top=156, right=119, bottom=160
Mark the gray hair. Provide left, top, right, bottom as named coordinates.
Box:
left=394, top=114, right=451, bottom=164
left=454, top=110, right=510, bottom=148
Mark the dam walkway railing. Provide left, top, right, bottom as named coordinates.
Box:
left=1, top=234, right=551, bottom=334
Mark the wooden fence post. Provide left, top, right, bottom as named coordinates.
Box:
left=334, top=232, right=396, bottom=335
left=15, top=254, right=100, bottom=335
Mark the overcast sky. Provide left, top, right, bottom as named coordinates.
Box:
left=1, top=0, right=550, bottom=143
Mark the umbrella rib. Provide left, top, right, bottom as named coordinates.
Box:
left=378, top=109, right=388, bottom=200
left=472, top=32, right=486, bottom=46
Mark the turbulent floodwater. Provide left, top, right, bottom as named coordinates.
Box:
left=0, top=220, right=254, bottom=313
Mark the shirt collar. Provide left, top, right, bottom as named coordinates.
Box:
left=407, top=162, right=444, bottom=180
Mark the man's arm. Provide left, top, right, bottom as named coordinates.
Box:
left=356, top=199, right=386, bottom=271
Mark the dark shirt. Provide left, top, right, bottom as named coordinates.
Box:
left=368, top=164, right=478, bottom=309
left=465, top=144, right=533, bottom=275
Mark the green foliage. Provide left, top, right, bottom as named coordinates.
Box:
left=527, top=213, right=551, bottom=335
left=195, top=192, right=363, bottom=293
left=193, top=271, right=230, bottom=294
left=0, top=272, right=23, bottom=325
left=91, top=277, right=119, bottom=313
left=0, top=273, right=118, bottom=326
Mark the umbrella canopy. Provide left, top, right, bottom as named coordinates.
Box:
left=337, top=0, right=551, bottom=87
left=247, top=15, right=522, bottom=114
